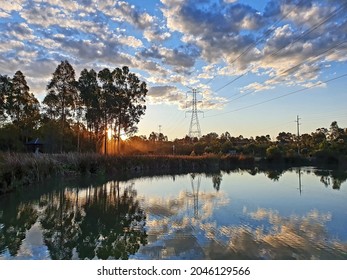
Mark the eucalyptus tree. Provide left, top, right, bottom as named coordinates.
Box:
left=98, top=68, right=116, bottom=154
left=43, top=60, right=78, bottom=152
left=6, top=71, right=40, bottom=124
left=112, top=66, right=147, bottom=153
left=97, top=66, right=147, bottom=154
left=6, top=71, right=29, bottom=123
left=78, top=69, right=102, bottom=151
left=4, top=71, right=40, bottom=141
left=78, top=69, right=102, bottom=135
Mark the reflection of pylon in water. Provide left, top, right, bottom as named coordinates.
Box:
left=190, top=173, right=201, bottom=219
left=297, top=167, right=303, bottom=195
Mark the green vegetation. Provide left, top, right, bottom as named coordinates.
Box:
left=126, top=123, right=347, bottom=165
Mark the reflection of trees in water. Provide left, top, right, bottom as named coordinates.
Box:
left=264, top=170, right=283, bottom=181
left=0, top=204, right=38, bottom=257
left=40, top=189, right=82, bottom=259
left=212, top=173, right=222, bottom=192
left=314, top=169, right=347, bottom=190
left=78, top=182, right=147, bottom=259
left=1, top=168, right=347, bottom=259
left=205, top=172, right=223, bottom=192
left=38, top=181, right=147, bottom=259
left=241, top=167, right=347, bottom=190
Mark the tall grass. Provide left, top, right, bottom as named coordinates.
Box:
left=0, top=152, right=254, bottom=194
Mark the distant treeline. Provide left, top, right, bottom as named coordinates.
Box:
left=0, top=60, right=147, bottom=154
left=125, top=123, right=347, bottom=166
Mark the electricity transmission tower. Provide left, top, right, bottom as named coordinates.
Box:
left=186, top=88, right=203, bottom=138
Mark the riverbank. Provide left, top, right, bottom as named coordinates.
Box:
left=0, top=152, right=346, bottom=195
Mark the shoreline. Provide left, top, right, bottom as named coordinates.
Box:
left=1, top=152, right=346, bottom=195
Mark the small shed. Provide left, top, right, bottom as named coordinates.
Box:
left=26, top=138, right=44, bottom=153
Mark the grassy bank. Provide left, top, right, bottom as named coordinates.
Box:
left=1, top=152, right=345, bottom=195
left=0, top=153, right=256, bottom=194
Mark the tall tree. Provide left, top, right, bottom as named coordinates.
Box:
left=43, top=60, right=78, bottom=152
left=98, top=68, right=115, bottom=155
left=78, top=69, right=102, bottom=149
left=6, top=71, right=37, bottom=122
left=5, top=71, right=40, bottom=141
left=113, top=66, right=147, bottom=153
left=44, top=61, right=78, bottom=122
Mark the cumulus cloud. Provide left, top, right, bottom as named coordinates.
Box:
left=147, top=85, right=185, bottom=106
left=1, top=0, right=347, bottom=108
left=143, top=28, right=171, bottom=42
left=140, top=45, right=200, bottom=69
left=116, top=35, right=143, bottom=48
left=0, top=0, right=25, bottom=14
left=241, top=82, right=274, bottom=93
left=160, top=0, right=347, bottom=92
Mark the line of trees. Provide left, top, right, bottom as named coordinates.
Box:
left=0, top=61, right=147, bottom=153
left=122, top=123, right=347, bottom=161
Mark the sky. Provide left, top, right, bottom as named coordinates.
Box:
left=0, top=0, right=346, bottom=140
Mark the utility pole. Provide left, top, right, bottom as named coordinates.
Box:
left=159, top=125, right=162, bottom=135
left=186, top=88, right=203, bottom=138
left=295, top=115, right=301, bottom=155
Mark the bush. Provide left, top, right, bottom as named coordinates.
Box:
left=266, top=146, right=282, bottom=160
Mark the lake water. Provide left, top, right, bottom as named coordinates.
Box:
left=1, top=167, right=347, bottom=260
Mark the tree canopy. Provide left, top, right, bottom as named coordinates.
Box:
left=0, top=61, right=148, bottom=154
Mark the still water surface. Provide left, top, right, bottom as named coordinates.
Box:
left=1, top=167, right=347, bottom=260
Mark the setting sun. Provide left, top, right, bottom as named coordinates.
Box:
left=120, top=130, right=128, bottom=141
left=107, top=128, right=113, bottom=140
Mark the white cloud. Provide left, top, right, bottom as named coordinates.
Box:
left=1, top=0, right=25, bottom=13
left=242, top=82, right=274, bottom=93
left=1, top=0, right=347, bottom=107
left=116, top=35, right=143, bottom=48
left=0, top=11, right=10, bottom=18
left=0, top=40, right=24, bottom=53
left=143, top=28, right=171, bottom=42
left=147, top=85, right=184, bottom=106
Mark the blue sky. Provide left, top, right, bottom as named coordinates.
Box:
left=0, top=0, right=346, bottom=140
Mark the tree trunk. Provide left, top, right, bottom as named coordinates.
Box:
left=104, top=110, right=107, bottom=155
left=117, top=113, right=121, bottom=154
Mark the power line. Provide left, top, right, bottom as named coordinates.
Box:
left=204, top=38, right=347, bottom=113
left=208, top=2, right=346, bottom=95
left=268, top=2, right=347, bottom=60
left=204, top=73, right=347, bottom=118
left=200, top=0, right=304, bottom=87
left=279, top=40, right=347, bottom=76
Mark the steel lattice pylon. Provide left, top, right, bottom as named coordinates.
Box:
left=186, top=88, right=203, bottom=138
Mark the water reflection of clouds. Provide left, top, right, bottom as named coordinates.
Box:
left=134, top=188, right=347, bottom=259
left=134, top=187, right=229, bottom=259
left=219, top=208, right=341, bottom=259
